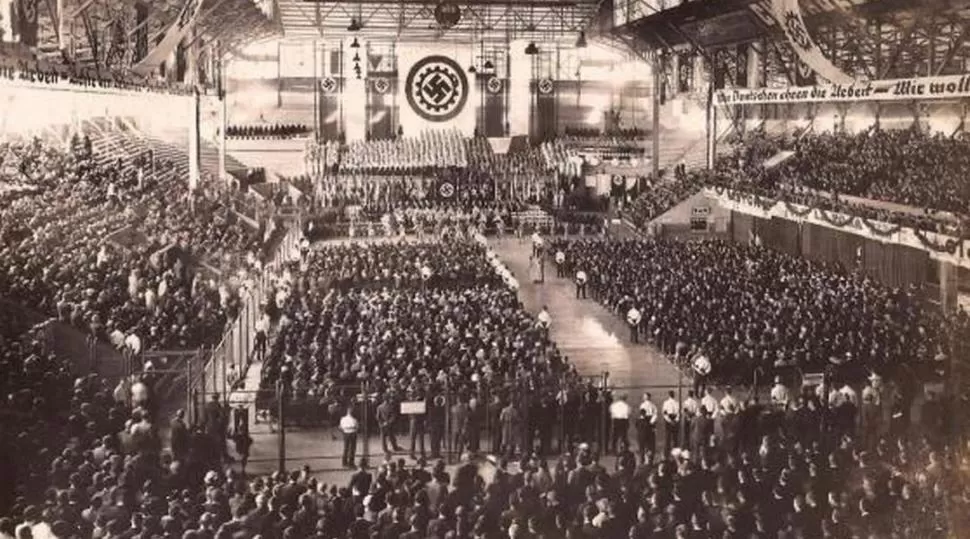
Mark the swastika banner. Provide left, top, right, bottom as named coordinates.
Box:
left=398, top=45, right=478, bottom=137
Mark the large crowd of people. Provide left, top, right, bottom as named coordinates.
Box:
left=258, top=238, right=589, bottom=452
left=551, top=237, right=969, bottom=388
left=625, top=128, right=970, bottom=236
left=341, top=130, right=468, bottom=173
left=0, top=132, right=265, bottom=357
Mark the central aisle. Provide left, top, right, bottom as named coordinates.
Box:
left=488, top=238, right=683, bottom=390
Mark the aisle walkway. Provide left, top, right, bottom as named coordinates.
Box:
left=488, top=238, right=683, bottom=391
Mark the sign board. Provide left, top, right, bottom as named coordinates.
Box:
left=691, top=206, right=711, bottom=217
left=802, top=372, right=824, bottom=387
left=400, top=401, right=427, bottom=415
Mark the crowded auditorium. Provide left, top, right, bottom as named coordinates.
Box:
left=2, top=0, right=970, bottom=538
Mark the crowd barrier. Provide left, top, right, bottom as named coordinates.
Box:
left=186, top=222, right=303, bottom=423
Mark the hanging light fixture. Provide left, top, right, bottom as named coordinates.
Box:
left=347, top=18, right=362, bottom=32
left=350, top=37, right=360, bottom=49
left=353, top=52, right=361, bottom=62
left=483, top=59, right=494, bottom=71
left=575, top=30, right=587, bottom=48
left=524, top=41, right=538, bottom=55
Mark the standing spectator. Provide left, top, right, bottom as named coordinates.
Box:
left=575, top=269, right=588, bottom=299
left=627, top=305, right=642, bottom=343
left=170, top=409, right=189, bottom=462
left=500, top=401, right=520, bottom=457
left=377, top=397, right=401, bottom=456
left=637, top=394, right=658, bottom=460
left=609, top=395, right=631, bottom=454
left=662, top=391, right=680, bottom=454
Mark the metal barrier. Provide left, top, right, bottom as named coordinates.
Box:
left=187, top=222, right=304, bottom=422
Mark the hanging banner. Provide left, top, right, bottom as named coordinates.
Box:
left=735, top=44, right=749, bottom=88
left=398, top=46, right=477, bottom=136
left=772, top=0, right=854, bottom=84
left=794, top=59, right=817, bottom=86
left=533, top=78, right=556, bottom=143
left=714, top=73, right=970, bottom=105
left=484, top=77, right=505, bottom=136
left=17, top=0, right=38, bottom=47
left=131, top=0, right=204, bottom=76
left=677, top=52, right=693, bottom=93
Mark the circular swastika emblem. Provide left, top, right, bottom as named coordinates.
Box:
left=321, top=77, right=337, bottom=93
left=439, top=181, right=455, bottom=199
left=486, top=76, right=503, bottom=94
left=537, top=78, right=554, bottom=95
left=406, top=55, right=469, bottom=122
left=372, top=77, right=390, bottom=94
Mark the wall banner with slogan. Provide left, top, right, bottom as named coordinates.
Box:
left=398, top=46, right=477, bottom=135
left=714, top=73, right=970, bottom=105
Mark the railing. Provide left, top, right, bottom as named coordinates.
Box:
left=188, top=218, right=303, bottom=418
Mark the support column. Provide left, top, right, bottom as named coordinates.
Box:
left=651, top=53, right=660, bottom=177
left=219, top=83, right=228, bottom=185
left=707, top=84, right=716, bottom=170
left=189, top=91, right=201, bottom=191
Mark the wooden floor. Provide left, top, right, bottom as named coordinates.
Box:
left=489, top=237, right=683, bottom=390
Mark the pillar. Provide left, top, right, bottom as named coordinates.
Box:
left=651, top=53, right=660, bottom=176
left=189, top=91, right=201, bottom=191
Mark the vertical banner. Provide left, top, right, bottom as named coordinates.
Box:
left=678, top=51, right=693, bottom=93
left=534, top=78, right=556, bottom=143
left=134, top=3, right=148, bottom=61
left=318, top=44, right=341, bottom=141
left=713, top=50, right=726, bottom=90
left=484, top=75, right=505, bottom=137
left=368, top=76, right=393, bottom=139
left=343, top=38, right=367, bottom=142
left=735, top=44, right=749, bottom=88
left=17, top=0, right=37, bottom=47
left=397, top=43, right=477, bottom=136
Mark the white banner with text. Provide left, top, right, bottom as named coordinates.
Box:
left=715, top=74, right=970, bottom=105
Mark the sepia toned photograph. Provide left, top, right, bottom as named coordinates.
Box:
left=0, top=0, right=968, bottom=537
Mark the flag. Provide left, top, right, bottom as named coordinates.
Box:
left=436, top=177, right=457, bottom=201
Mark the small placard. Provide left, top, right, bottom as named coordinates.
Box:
left=400, top=401, right=427, bottom=415
left=802, top=372, right=824, bottom=387
left=691, top=206, right=711, bottom=217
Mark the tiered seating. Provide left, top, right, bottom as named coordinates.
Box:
left=626, top=128, right=970, bottom=234
left=0, top=135, right=263, bottom=356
